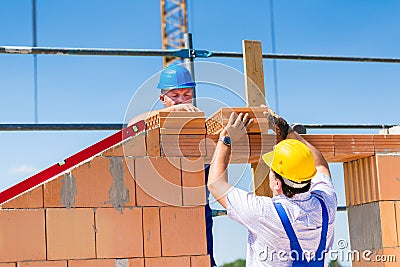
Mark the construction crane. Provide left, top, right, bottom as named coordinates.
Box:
left=160, top=0, right=188, bottom=67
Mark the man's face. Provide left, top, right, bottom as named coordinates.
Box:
left=160, top=88, right=194, bottom=107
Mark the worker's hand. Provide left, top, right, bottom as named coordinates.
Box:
left=263, top=108, right=292, bottom=139
left=220, top=112, right=253, bottom=142
left=170, top=103, right=200, bottom=112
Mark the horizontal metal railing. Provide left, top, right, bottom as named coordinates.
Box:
left=212, top=206, right=347, bottom=217
left=0, top=123, right=395, bottom=131
left=2, top=45, right=400, bottom=64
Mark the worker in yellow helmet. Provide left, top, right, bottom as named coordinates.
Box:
left=208, top=111, right=337, bottom=266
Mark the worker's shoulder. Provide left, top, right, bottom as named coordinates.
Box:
left=311, top=171, right=334, bottom=190
left=227, top=187, right=274, bottom=211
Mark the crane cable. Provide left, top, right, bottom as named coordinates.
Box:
left=32, top=0, right=38, bottom=123
left=269, top=0, right=280, bottom=114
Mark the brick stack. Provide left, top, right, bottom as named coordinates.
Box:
left=205, top=107, right=270, bottom=135
left=0, top=111, right=210, bottom=266
left=343, top=142, right=400, bottom=266
left=205, top=107, right=274, bottom=163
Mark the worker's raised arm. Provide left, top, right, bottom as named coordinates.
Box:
left=208, top=112, right=253, bottom=208
left=265, top=110, right=331, bottom=178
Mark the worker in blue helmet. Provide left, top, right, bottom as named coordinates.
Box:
left=129, top=65, right=216, bottom=266
left=158, top=64, right=196, bottom=90
left=129, top=65, right=200, bottom=124
left=157, top=65, right=199, bottom=111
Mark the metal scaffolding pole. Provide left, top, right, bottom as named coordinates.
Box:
left=3, top=45, right=400, bottom=63
left=0, top=124, right=396, bottom=131
left=1, top=44, right=399, bottom=131
left=0, top=124, right=124, bottom=131
left=184, top=33, right=197, bottom=107
left=301, top=124, right=398, bottom=129
left=0, top=46, right=193, bottom=57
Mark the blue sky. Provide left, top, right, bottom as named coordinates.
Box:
left=1, top=1, right=400, bottom=266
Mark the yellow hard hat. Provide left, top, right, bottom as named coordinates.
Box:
left=262, top=139, right=316, bottom=183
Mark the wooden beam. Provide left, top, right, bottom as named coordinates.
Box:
left=243, top=40, right=266, bottom=107
left=242, top=40, right=272, bottom=197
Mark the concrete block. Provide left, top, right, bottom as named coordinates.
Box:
left=101, top=132, right=147, bottom=157
left=145, top=256, right=190, bottom=267
left=1, top=185, right=43, bottom=209
left=17, top=261, right=66, bottom=267
left=348, top=202, right=383, bottom=251
left=143, top=207, right=161, bottom=257
left=46, top=208, right=95, bottom=260
left=68, top=259, right=113, bottom=267
left=0, top=209, right=45, bottom=262
left=347, top=201, right=399, bottom=251
left=68, top=259, right=144, bottom=267
left=44, top=156, right=136, bottom=208
left=190, top=255, right=211, bottom=267
left=135, top=157, right=182, bottom=206
left=160, top=206, right=207, bottom=256
left=161, top=134, right=206, bottom=157
left=379, top=201, right=397, bottom=247
left=181, top=157, right=206, bottom=206
left=95, top=207, right=143, bottom=258
left=375, top=155, right=400, bottom=201
left=146, top=128, right=160, bottom=156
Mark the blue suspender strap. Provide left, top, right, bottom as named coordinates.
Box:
left=273, top=197, right=329, bottom=265
left=315, top=197, right=328, bottom=261
left=273, top=202, right=304, bottom=258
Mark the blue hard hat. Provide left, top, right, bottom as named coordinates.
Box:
left=157, top=65, right=196, bottom=90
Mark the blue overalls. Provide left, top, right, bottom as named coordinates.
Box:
left=273, top=197, right=328, bottom=267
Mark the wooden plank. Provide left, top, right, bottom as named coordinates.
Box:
left=242, top=40, right=272, bottom=197
left=252, top=161, right=271, bottom=196
left=243, top=40, right=266, bottom=107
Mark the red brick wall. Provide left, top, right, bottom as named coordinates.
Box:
left=0, top=130, right=209, bottom=266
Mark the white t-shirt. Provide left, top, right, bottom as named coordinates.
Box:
left=226, top=172, right=337, bottom=267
